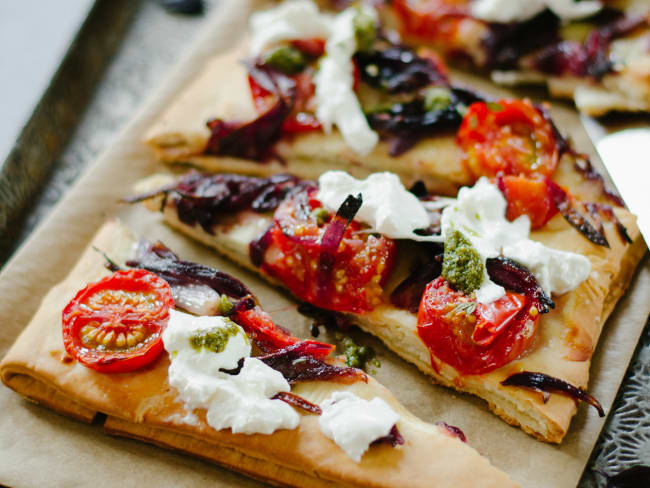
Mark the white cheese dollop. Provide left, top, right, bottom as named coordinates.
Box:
left=249, top=1, right=379, bottom=155
left=440, top=177, right=591, bottom=303
left=317, top=171, right=443, bottom=242
left=163, top=309, right=299, bottom=435
left=318, top=392, right=400, bottom=462
left=314, top=6, right=379, bottom=155
left=249, top=0, right=332, bottom=56
left=471, top=0, right=602, bottom=23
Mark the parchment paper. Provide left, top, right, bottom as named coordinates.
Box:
left=0, top=1, right=648, bottom=487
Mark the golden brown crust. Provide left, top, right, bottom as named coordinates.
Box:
left=136, top=175, right=645, bottom=443
left=0, top=220, right=517, bottom=488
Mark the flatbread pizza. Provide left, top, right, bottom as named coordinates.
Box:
left=132, top=169, right=645, bottom=443
left=144, top=0, right=623, bottom=203
left=380, top=0, right=650, bottom=116
left=0, top=220, right=516, bottom=488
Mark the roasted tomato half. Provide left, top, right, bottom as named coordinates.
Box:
left=261, top=190, right=396, bottom=313
left=249, top=71, right=321, bottom=133
left=416, top=277, right=540, bottom=375
left=62, top=269, right=174, bottom=374
left=497, top=175, right=558, bottom=229
left=458, top=99, right=559, bottom=180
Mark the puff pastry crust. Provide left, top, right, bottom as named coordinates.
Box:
left=0, top=221, right=516, bottom=488
left=136, top=173, right=646, bottom=443
left=143, top=41, right=617, bottom=203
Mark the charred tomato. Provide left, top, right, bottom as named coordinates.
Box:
left=260, top=190, right=396, bottom=313
left=62, top=269, right=174, bottom=373
left=497, top=175, right=558, bottom=229
left=416, top=277, right=540, bottom=375
left=458, top=99, right=559, bottom=180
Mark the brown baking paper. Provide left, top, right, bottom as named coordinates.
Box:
left=0, top=1, right=648, bottom=486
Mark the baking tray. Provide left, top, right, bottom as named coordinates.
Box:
left=0, top=1, right=648, bottom=486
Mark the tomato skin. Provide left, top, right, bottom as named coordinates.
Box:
left=416, top=277, right=540, bottom=375
left=457, top=99, right=559, bottom=180
left=62, top=269, right=174, bottom=374
left=232, top=306, right=298, bottom=352
left=392, top=0, right=471, bottom=47
left=260, top=191, right=396, bottom=314
left=248, top=72, right=322, bottom=134
left=290, top=38, right=326, bottom=58
left=497, top=175, right=558, bottom=229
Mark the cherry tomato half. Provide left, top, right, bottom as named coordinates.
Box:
left=62, top=269, right=174, bottom=374
left=457, top=99, right=559, bottom=180
left=497, top=175, right=558, bottom=229
left=416, top=277, right=540, bottom=375
left=260, top=190, right=396, bottom=314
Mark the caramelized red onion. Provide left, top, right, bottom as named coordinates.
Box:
left=484, top=10, right=560, bottom=70
left=436, top=421, right=467, bottom=443
left=126, top=172, right=313, bottom=234
left=546, top=180, right=610, bottom=247
left=371, top=425, right=406, bottom=447
left=126, top=240, right=252, bottom=299
left=485, top=257, right=554, bottom=314
left=316, top=194, right=363, bottom=303
left=532, top=14, right=647, bottom=79
left=585, top=202, right=633, bottom=244
left=272, top=391, right=322, bottom=415
left=501, top=372, right=605, bottom=417
left=249, top=223, right=275, bottom=267
left=259, top=342, right=366, bottom=384
left=297, top=302, right=349, bottom=331
left=390, top=254, right=443, bottom=313
left=573, top=156, right=625, bottom=207
left=354, top=46, right=449, bottom=93
left=367, top=88, right=483, bottom=156
left=204, top=62, right=295, bottom=160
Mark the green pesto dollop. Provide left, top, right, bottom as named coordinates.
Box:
left=263, top=46, right=307, bottom=74
left=342, top=337, right=380, bottom=371
left=189, top=320, right=242, bottom=353
left=442, top=230, right=484, bottom=295
left=353, top=8, right=377, bottom=52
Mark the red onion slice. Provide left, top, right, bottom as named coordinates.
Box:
left=259, top=342, right=366, bottom=385
left=273, top=391, right=322, bottom=415
left=315, top=194, right=363, bottom=303
left=501, top=371, right=604, bottom=417
left=546, top=180, right=610, bottom=247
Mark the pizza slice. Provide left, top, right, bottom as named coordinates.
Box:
left=132, top=169, right=645, bottom=443
left=381, top=0, right=650, bottom=115
left=144, top=0, right=620, bottom=203
left=0, top=220, right=516, bottom=487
